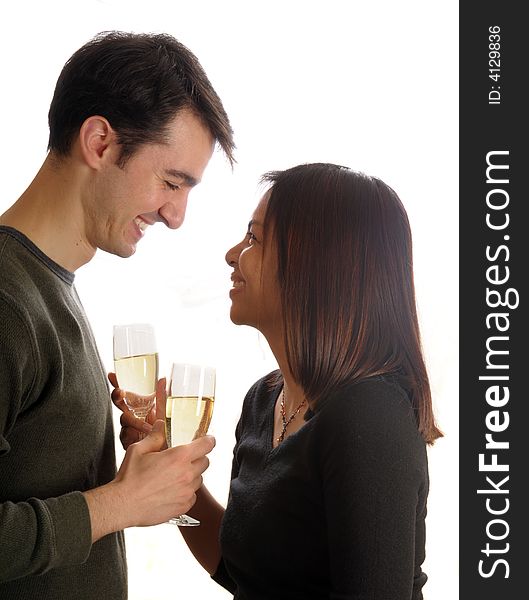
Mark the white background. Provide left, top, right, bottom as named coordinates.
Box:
left=0, top=1, right=458, bottom=598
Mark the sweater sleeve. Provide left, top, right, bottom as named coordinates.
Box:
left=0, top=295, right=93, bottom=582
left=0, top=494, right=93, bottom=581
left=317, top=380, right=428, bottom=600
left=0, top=296, right=38, bottom=454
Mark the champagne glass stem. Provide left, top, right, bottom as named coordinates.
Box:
left=129, top=400, right=148, bottom=440
left=134, top=416, right=146, bottom=440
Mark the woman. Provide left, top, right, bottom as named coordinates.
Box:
left=116, top=162, right=442, bottom=599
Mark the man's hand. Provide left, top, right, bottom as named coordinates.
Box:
left=83, top=422, right=215, bottom=541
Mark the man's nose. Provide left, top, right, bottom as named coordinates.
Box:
left=158, top=194, right=189, bottom=229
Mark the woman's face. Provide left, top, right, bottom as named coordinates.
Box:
left=225, top=193, right=282, bottom=335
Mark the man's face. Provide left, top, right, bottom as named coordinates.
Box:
left=86, top=108, right=215, bottom=258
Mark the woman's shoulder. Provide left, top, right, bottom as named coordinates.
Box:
left=313, top=374, right=427, bottom=473
left=350, top=373, right=413, bottom=411
left=238, top=370, right=281, bottom=417
left=317, top=374, right=422, bottom=444
left=244, top=369, right=282, bottom=399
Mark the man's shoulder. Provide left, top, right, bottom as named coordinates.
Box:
left=0, top=229, right=41, bottom=300
left=0, top=227, right=73, bottom=296
left=0, top=229, right=65, bottom=333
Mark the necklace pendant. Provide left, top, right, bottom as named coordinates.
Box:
left=277, top=427, right=286, bottom=444
left=276, top=388, right=306, bottom=445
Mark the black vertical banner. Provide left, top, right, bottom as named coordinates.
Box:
left=460, top=2, right=527, bottom=597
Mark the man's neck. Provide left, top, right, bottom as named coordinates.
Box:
left=0, top=154, right=96, bottom=272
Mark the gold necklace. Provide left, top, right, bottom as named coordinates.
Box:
left=277, top=388, right=306, bottom=444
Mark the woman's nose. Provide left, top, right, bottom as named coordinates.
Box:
left=225, top=242, right=242, bottom=266
left=225, top=247, right=236, bottom=266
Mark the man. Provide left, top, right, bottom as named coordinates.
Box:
left=0, top=31, right=235, bottom=598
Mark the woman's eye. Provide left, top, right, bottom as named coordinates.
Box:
left=247, top=232, right=257, bottom=244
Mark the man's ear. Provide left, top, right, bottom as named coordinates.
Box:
left=78, top=116, right=117, bottom=169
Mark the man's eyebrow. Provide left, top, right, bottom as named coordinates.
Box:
left=164, top=169, right=199, bottom=187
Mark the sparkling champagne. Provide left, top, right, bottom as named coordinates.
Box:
left=114, top=352, right=159, bottom=418
left=166, top=395, right=214, bottom=447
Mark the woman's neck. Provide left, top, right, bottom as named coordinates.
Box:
left=261, top=328, right=307, bottom=414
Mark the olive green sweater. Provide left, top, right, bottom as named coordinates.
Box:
left=0, top=226, right=127, bottom=599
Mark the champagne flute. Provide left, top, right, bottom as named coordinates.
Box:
left=165, top=362, right=215, bottom=526
left=113, top=323, right=159, bottom=437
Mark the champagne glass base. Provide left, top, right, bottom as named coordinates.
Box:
left=167, top=514, right=200, bottom=527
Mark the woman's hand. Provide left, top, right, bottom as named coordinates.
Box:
left=109, top=373, right=167, bottom=450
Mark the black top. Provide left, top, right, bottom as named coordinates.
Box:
left=213, top=372, right=429, bottom=599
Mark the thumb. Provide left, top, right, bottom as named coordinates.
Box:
left=155, top=377, right=167, bottom=422
left=140, top=419, right=167, bottom=452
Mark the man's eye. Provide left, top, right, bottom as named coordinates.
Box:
left=165, top=181, right=180, bottom=191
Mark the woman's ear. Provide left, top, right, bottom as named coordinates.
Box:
left=78, top=115, right=117, bottom=169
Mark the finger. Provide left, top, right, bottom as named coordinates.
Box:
left=108, top=372, right=119, bottom=389
left=120, top=426, right=142, bottom=450
left=155, top=377, right=167, bottom=422
left=112, top=392, right=152, bottom=433
left=111, top=387, right=127, bottom=411
left=145, top=404, right=158, bottom=426
left=138, top=419, right=167, bottom=452
left=120, top=411, right=153, bottom=433
left=187, top=475, right=204, bottom=496
left=191, top=456, right=210, bottom=477
left=111, top=387, right=151, bottom=435
left=175, top=435, right=216, bottom=461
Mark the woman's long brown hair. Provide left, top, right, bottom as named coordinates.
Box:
left=262, top=163, right=442, bottom=444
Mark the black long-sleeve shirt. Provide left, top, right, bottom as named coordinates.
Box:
left=213, top=372, right=429, bottom=599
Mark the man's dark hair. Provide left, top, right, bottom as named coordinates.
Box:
left=48, top=31, right=235, bottom=166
